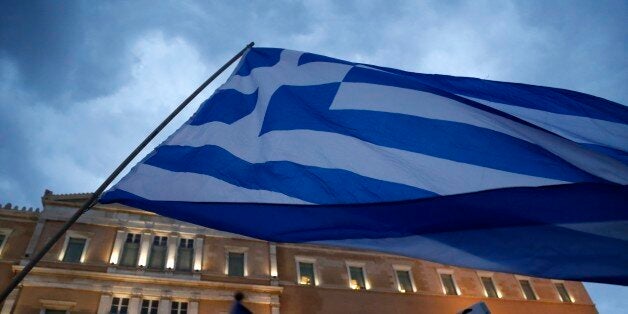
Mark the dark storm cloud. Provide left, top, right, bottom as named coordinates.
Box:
left=1, top=1, right=133, bottom=102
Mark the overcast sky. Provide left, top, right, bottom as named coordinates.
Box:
left=1, top=0, right=626, bottom=311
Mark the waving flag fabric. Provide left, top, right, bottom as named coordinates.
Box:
left=101, top=47, right=628, bottom=285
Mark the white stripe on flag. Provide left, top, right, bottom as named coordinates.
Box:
left=166, top=125, right=568, bottom=195
left=115, top=164, right=311, bottom=204
left=466, top=96, right=628, bottom=152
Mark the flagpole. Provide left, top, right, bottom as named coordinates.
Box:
left=0, top=41, right=255, bottom=303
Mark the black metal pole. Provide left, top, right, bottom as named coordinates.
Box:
left=0, top=41, right=255, bottom=303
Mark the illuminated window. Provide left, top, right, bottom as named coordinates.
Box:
left=481, top=276, right=498, bottom=298
left=62, top=237, right=86, bottom=263
left=176, top=238, right=194, bottom=271
left=440, top=273, right=458, bottom=295
left=58, top=231, right=90, bottom=263
left=396, top=270, right=414, bottom=293
left=348, top=266, right=366, bottom=290
left=171, top=301, right=188, bottom=314
left=555, top=282, right=572, bottom=303
left=228, top=252, right=245, bottom=276
left=120, top=233, right=141, bottom=267
left=519, top=279, right=537, bottom=300
left=148, top=236, right=167, bottom=270
left=109, top=297, right=129, bottom=314
left=298, top=262, right=315, bottom=286
left=141, top=299, right=159, bottom=314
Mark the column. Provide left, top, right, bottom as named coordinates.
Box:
left=24, top=218, right=45, bottom=259
left=269, top=243, right=278, bottom=279
left=193, top=236, right=204, bottom=272
left=0, top=286, right=20, bottom=314
left=137, top=232, right=152, bottom=267
left=128, top=295, right=141, bottom=314
left=270, top=295, right=280, bottom=314
left=165, top=234, right=179, bottom=270
left=157, top=298, right=171, bottom=314
left=97, top=294, right=113, bottom=314
left=189, top=301, right=199, bottom=314
left=109, top=230, right=127, bottom=265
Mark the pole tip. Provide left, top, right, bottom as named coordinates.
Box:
left=247, top=41, right=255, bottom=48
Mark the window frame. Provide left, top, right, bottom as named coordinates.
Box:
left=477, top=271, right=501, bottom=298
left=552, top=280, right=573, bottom=303
left=392, top=264, right=416, bottom=293
left=141, top=298, right=160, bottom=314
left=171, top=300, right=189, bottom=314
left=0, top=228, right=13, bottom=257
left=225, top=246, right=248, bottom=277
left=175, top=238, right=195, bottom=271
left=119, top=233, right=142, bottom=267
left=345, top=261, right=369, bottom=290
left=295, top=256, right=318, bottom=286
left=58, top=230, right=90, bottom=263
left=38, top=299, right=76, bottom=314
left=109, top=296, right=130, bottom=314
left=437, top=269, right=460, bottom=296
left=516, top=276, right=538, bottom=301
left=147, top=235, right=168, bottom=270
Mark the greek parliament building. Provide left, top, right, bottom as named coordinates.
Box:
left=0, top=191, right=597, bottom=314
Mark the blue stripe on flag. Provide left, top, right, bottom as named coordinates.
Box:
left=101, top=183, right=628, bottom=241
left=100, top=183, right=628, bottom=285
left=390, top=72, right=628, bottom=124
left=316, top=224, right=628, bottom=285
left=260, top=83, right=604, bottom=183
left=581, top=143, right=628, bottom=164
left=143, top=145, right=437, bottom=204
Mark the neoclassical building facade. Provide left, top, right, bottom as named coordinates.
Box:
left=0, top=191, right=598, bottom=313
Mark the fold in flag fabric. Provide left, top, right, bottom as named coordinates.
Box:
left=101, top=47, right=628, bottom=285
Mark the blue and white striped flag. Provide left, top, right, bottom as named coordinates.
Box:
left=101, top=47, right=628, bottom=285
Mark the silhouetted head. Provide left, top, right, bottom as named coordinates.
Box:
left=234, top=292, right=245, bottom=302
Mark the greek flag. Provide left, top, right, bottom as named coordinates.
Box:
left=101, top=47, right=628, bottom=285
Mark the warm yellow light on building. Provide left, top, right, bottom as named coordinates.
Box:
left=109, top=251, right=119, bottom=264
left=299, top=276, right=311, bottom=285
left=166, top=258, right=175, bottom=270
left=138, top=249, right=149, bottom=268
left=350, top=279, right=360, bottom=290
left=270, top=264, right=278, bottom=278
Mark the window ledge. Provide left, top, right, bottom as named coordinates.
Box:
left=106, top=266, right=200, bottom=280
left=39, top=299, right=76, bottom=311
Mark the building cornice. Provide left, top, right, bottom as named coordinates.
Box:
left=13, top=265, right=282, bottom=303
